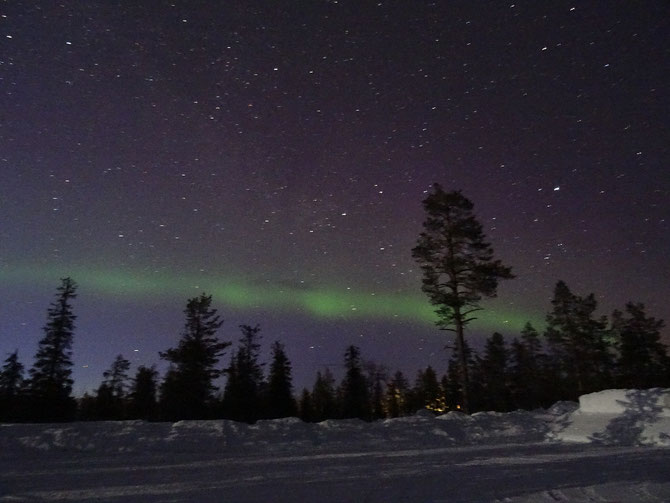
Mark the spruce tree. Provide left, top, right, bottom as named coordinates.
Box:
left=412, top=185, right=513, bottom=413
left=477, top=332, right=511, bottom=412
left=364, top=362, right=388, bottom=420
left=413, top=366, right=445, bottom=413
left=339, top=345, right=370, bottom=420
left=298, top=388, right=314, bottom=422
left=0, top=351, right=25, bottom=422
left=311, top=369, right=337, bottom=421
left=611, top=303, right=669, bottom=388
left=509, top=323, right=552, bottom=409
left=385, top=370, right=409, bottom=418
left=545, top=281, right=611, bottom=399
left=264, top=341, right=297, bottom=419
left=222, top=324, right=264, bottom=422
left=95, top=354, right=131, bottom=419
left=28, top=277, right=78, bottom=421
left=102, top=354, right=131, bottom=398
left=128, top=365, right=159, bottom=420
left=92, top=383, right=115, bottom=420
left=159, top=294, right=228, bottom=420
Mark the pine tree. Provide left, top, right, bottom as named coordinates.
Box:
left=92, top=383, right=115, bottom=420
left=311, top=369, right=337, bottom=421
left=364, top=361, right=387, bottom=420
left=412, top=185, right=513, bottom=413
left=28, top=277, right=78, bottom=421
left=128, top=365, right=159, bottom=420
left=0, top=351, right=25, bottom=422
left=413, top=366, right=445, bottom=413
left=477, top=332, right=511, bottom=412
left=103, top=354, right=131, bottom=399
left=339, top=345, right=370, bottom=420
left=545, top=281, right=611, bottom=399
left=264, top=341, right=297, bottom=419
left=439, top=374, right=450, bottom=412
left=159, top=294, right=229, bottom=420
left=298, top=388, right=314, bottom=422
left=445, top=338, right=475, bottom=412
left=222, top=324, right=264, bottom=422
left=95, top=354, right=131, bottom=419
left=611, top=303, right=669, bottom=388
left=385, top=370, right=409, bottom=418
left=0, top=351, right=24, bottom=401
left=509, top=323, right=552, bottom=409
left=77, top=392, right=97, bottom=420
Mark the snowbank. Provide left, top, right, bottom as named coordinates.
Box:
left=0, top=407, right=569, bottom=457
left=1, top=389, right=668, bottom=457
left=578, top=388, right=670, bottom=416
left=550, top=388, right=670, bottom=445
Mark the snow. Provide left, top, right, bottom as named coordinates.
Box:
left=1, top=389, right=669, bottom=502
left=550, top=388, right=670, bottom=445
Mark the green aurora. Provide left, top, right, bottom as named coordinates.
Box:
left=1, top=265, right=544, bottom=333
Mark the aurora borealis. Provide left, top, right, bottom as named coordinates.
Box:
left=1, top=2, right=668, bottom=392
left=1, top=265, right=541, bottom=327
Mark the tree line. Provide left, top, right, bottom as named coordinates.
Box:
left=0, top=277, right=668, bottom=423
left=1, top=185, right=668, bottom=422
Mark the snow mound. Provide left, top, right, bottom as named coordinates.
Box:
left=550, top=388, right=670, bottom=445
left=0, top=408, right=561, bottom=456
left=579, top=388, right=670, bottom=416
left=1, top=389, right=668, bottom=457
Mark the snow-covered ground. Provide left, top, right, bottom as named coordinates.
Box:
left=1, top=389, right=669, bottom=502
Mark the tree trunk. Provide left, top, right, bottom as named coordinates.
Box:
left=454, top=307, right=470, bottom=414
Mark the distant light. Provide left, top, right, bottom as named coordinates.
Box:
left=553, top=186, right=560, bottom=191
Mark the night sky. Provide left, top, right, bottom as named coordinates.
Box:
left=1, top=1, right=668, bottom=394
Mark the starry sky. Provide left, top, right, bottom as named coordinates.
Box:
left=1, top=1, right=668, bottom=394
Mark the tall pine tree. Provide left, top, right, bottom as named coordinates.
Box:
left=128, top=365, right=159, bottom=420
left=412, top=185, right=513, bottom=413
left=412, top=366, right=445, bottom=413
left=385, top=370, right=409, bottom=418
left=364, top=361, right=388, bottom=420
left=28, top=277, right=78, bottom=421
left=95, top=354, right=131, bottom=419
left=222, top=324, right=265, bottom=422
left=476, top=332, right=511, bottom=412
left=509, top=322, right=552, bottom=409
left=159, top=294, right=229, bottom=420
left=545, top=281, right=611, bottom=399
left=339, top=345, right=370, bottom=420
left=0, top=351, right=25, bottom=422
left=264, top=341, right=297, bottom=419
left=611, top=303, right=669, bottom=388
left=445, top=338, right=475, bottom=412
left=311, top=369, right=337, bottom=422
left=298, top=388, right=314, bottom=422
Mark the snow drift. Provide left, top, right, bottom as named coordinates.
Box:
left=550, top=388, right=670, bottom=445
left=1, top=389, right=669, bottom=503
left=1, top=389, right=668, bottom=456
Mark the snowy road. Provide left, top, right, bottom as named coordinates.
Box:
left=2, top=443, right=670, bottom=502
